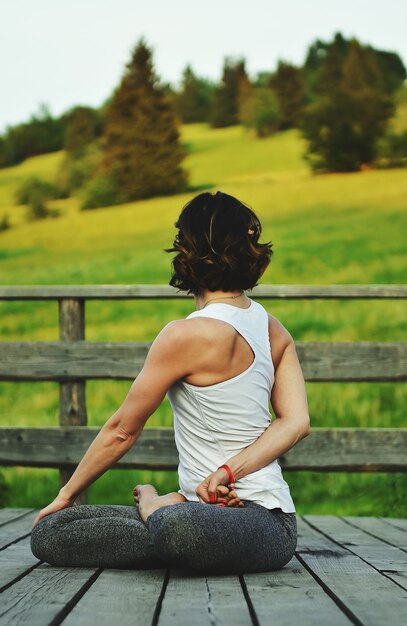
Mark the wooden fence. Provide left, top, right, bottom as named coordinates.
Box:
left=0, top=284, right=406, bottom=504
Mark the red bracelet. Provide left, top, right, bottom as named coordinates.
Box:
left=218, top=464, right=235, bottom=485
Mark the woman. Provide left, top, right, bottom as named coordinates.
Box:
left=31, top=191, right=310, bottom=574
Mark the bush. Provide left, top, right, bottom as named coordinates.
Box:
left=0, top=213, right=10, bottom=231
left=240, top=88, right=279, bottom=137
left=15, top=176, right=63, bottom=204
left=25, top=190, right=60, bottom=221
left=375, top=130, right=407, bottom=168
left=63, top=106, right=101, bottom=154
left=55, top=143, right=101, bottom=197
left=80, top=173, right=125, bottom=210
left=27, top=192, right=49, bottom=220
left=15, top=177, right=61, bottom=221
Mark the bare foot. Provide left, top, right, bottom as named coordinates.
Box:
left=225, top=490, right=244, bottom=507
left=133, top=484, right=187, bottom=523
left=213, top=485, right=245, bottom=508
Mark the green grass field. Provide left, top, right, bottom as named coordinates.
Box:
left=0, top=122, right=406, bottom=516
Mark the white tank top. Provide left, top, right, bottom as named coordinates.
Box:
left=167, top=298, right=296, bottom=512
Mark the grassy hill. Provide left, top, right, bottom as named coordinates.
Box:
left=0, top=123, right=406, bottom=515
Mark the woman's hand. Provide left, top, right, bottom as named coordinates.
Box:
left=195, top=468, right=244, bottom=507
left=32, top=494, right=76, bottom=527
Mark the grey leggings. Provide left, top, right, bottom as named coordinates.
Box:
left=31, top=501, right=297, bottom=574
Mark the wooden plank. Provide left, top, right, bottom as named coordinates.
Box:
left=58, top=298, right=87, bottom=505
left=0, top=536, right=40, bottom=591
left=0, top=508, right=34, bottom=527
left=0, top=284, right=190, bottom=300
left=0, top=427, right=178, bottom=470
left=0, top=509, right=39, bottom=550
left=243, top=556, right=352, bottom=625
left=296, top=341, right=407, bottom=382
left=158, top=570, right=252, bottom=626
left=277, top=427, right=407, bottom=472
left=382, top=518, right=407, bottom=532
left=0, top=284, right=406, bottom=300
left=304, top=515, right=407, bottom=589
left=0, top=563, right=100, bottom=626
left=0, top=341, right=148, bottom=380
left=1, top=427, right=406, bottom=472
left=1, top=341, right=406, bottom=381
left=296, top=516, right=407, bottom=625
left=342, top=516, right=407, bottom=550
left=252, top=284, right=407, bottom=300
left=62, top=569, right=166, bottom=626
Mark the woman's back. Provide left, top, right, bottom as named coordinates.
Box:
left=167, top=299, right=296, bottom=512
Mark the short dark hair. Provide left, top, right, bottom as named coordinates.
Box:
left=165, top=191, right=273, bottom=294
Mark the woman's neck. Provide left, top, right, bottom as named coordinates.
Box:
left=194, top=289, right=248, bottom=311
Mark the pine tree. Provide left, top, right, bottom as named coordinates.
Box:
left=303, top=32, right=405, bottom=102
left=301, top=38, right=394, bottom=172
left=211, top=58, right=252, bottom=128
left=305, top=32, right=349, bottom=99
left=174, top=65, right=213, bottom=123
left=316, top=38, right=345, bottom=95
left=340, top=40, right=393, bottom=165
left=270, top=61, right=306, bottom=129
left=101, top=39, right=187, bottom=200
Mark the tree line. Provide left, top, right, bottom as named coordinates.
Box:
left=1, top=32, right=406, bottom=224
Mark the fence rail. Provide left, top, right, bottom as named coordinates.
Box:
left=0, top=427, right=405, bottom=473
left=1, top=341, right=406, bottom=382
left=0, top=284, right=406, bottom=300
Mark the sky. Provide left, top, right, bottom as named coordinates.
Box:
left=1, top=0, right=406, bottom=133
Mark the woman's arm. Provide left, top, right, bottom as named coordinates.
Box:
left=33, top=320, right=192, bottom=524
left=196, top=316, right=310, bottom=502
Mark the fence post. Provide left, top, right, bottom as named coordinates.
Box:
left=59, top=298, right=87, bottom=504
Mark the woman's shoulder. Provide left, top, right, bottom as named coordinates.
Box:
left=158, top=316, right=235, bottom=345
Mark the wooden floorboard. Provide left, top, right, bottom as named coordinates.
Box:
left=242, top=556, right=352, bottom=625
left=297, top=516, right=407, bottom=625
left=0, top=536, right=40, bottom=591
left=339, top=516, right=407, bottom=588
left=0, top=510, right=406, bottom=625
left=157, top=570, right=252, bottom=625
left=0, top=563, right=100, bottom=626
left=62, top=568, right=167, bottom=626
left=342, top=516, right=407, bottom=550
left=0, top=509, right=39, bottom=550
left=0, top=509, right=35, bottom=527
left=380, top=517, right=407, bottom=533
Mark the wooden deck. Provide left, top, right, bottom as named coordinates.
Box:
left=0, top=509, right=406, bottom=625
